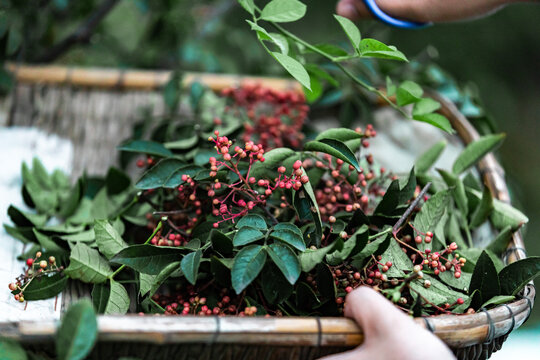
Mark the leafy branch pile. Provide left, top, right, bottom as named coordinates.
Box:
left=5, top=77, right=537, bottom=319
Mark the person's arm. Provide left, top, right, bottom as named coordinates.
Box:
left=319, top=287, right=455, bottom=360
left=336, top=0, right=527, bottom=23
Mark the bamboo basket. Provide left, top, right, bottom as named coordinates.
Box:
left=0, top=64, right=534, bottom=360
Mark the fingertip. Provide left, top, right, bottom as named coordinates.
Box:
left=336, top=0, right=359, bottom=20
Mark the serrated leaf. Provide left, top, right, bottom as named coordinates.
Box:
left=270, top=228, right=306, bottom=251
left=94, top=220, right=128, bottom=259
left=18, top=273, right=67, bottom=300
left=118, top=140, right=173, bottom=158
left=104, top=280, right=130, bottom=315
left=439, top=270, right=471, bottom=292
left=298, top=242, right=335, bottom=272
left=261, top=0, right=307, bottom=22
left=271, top=52, right=311, bottom=90
left=499, top=257, right=540, bottom=296
left=334, top=15, right=361, bottom=51
left=359, top=39, right=407, bottom=61
left=380, top=239, right=413, bottom=278
left=64, top=244, right=112, bottom=283
left=470, top=251, right=500, bottom=308
left=410, top=274, right=467, bottom=306
left=231, top=245, right=266, bottom=294
left=266, top=243, right=301, bottom=285
left=415, top=140, right=447, bottom=173
left=56, top=300, right=97, bottom=360
left=412, top=190, right=450, bottom=251
left=236, top=214, right=268, bottom=230
left=181, top=250, right=202, bottom=285
left=111, top=245, right=184, bottom=275
left=452, top=134, right=506, bottom=174
left=304, top=138, right=360, bottom=171
left=135, top=158, right=185, bottom=189
left=233, top=226, right=265, bottom=247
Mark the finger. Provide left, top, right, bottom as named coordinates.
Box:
left=343, top=287, right=412, bottom=340
left=336, top=0, right=412, bottom=21
left=318, top=347, right=369, bottom=360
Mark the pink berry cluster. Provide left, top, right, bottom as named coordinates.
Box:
left=8, top=251, right=61, bottom=303
left=220, top=84, right=308, bottom=149
left=205, top=131, right=308, bottom=228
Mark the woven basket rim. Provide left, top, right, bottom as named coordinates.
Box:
left=0, top=65, right=534, bottom=351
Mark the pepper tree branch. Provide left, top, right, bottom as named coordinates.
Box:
left=36, top=0, right=120, bottom=63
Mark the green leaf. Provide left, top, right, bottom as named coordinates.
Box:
left=111, top=245, right=184, bottom=275
left=312, top=43, right=348, bottom=57
left=238, top=0, right=255, bottom=14
left=480, top=295, right=515, bottom=309
left=469, top=186, right=494, bottom=228
left=304, top=138, right=360, bottom=171
left=64, top=243, right=113, bottom=283
left=271, top=52, right=311, bottom=90
left=415, top=140, right=447, bottom=174
left=164, top=136, right=199, bottom=150
left=60, top=229, right=96, bottom=243
left=359, top=39, right=407, bottom=61
left=233, top=227, right=265, bottom=246
left=249, top=148, right=296, bottom=179
left=326, top=237, right=358, bottom=265
left=410, top=274, right=467, bottom=306
left=412, top=98, right=441, bottom=116
left=135, top=158, right=185, bottom=189
left=486, top=226, right=513, bottom=255
left=104, top=280, right=130, bottom=315
left=439, top=269, right=472, bottom=292
left=412, top=190, right=450, bottom=251
left=438, top=170, right=469, bottom=217
left=231, top=245, right=267, bottom=294
left=379, top=239, right=413, bottom=278
left=396, top=81, right=423, bottom=106
left=470, top=251, right=500, bottom=308
left=210, top=230, right=233, bottom=256
left=7, top=205, right=48, bottom=227
left=413, top=113, right=453, bottom=133
left=499, top=257, right=540, bottom=295
left=94, top=220, right=128, bottom=259
left=466, top=188, right=528, bottom=230
left=181, top=250, right=202, bottom=285
left=351, top=234, right=390, bottom=266
left=298, top=242, right=335, bottom=272
left=315, top=128, right=362, bottom=142
left=7, top=27, right=22, bottom=55
left=91, top=283, right=109, bottom=314
left=452, top=134, right=506, bottom=175
left=118, top=140, right=173, bottom=158
left=334, top=15, right=361, bottom=51
left=140, top=261, right=181, bottom=297
left=270, top=228, right=306, bottom=252
left=261, top=0, right=307, bottom=22
left=316, top=263, right=336, bottom=300
left=373, top=180, right=400, bottom=216
left=266, top=243, right=301, bottom=285
left=33, top=229, right=65, bottom=254
left=19, top=273, right=67, bottom=300
left=163, top=165, right=205, bottom=188
left=261, top=263, right=293, bottom=304
left=273, top=223, right=303, bottom=238
left=56, top=300, right=97, bottom=360
left=0, top=339, right=27, bottom=360
left=236, top=214, right=268, bottom=230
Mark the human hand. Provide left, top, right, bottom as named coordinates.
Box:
left=319, top=287, right=456, bottom=360
left=336, top=0, right=524, bottom=23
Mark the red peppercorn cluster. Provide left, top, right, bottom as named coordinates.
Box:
left=205, top=132, right=308, bottom=228
left=8, top=251, right=61, bottom=303
left=220, top=83, right=308, bottom=149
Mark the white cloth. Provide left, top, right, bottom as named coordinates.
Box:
left=0, top=127, right=73, bottom=321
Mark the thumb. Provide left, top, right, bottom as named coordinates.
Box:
left=343, top=286, right=413, bottom=340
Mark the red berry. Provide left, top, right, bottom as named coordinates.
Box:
left=457, top=298, right=464, bottom=305
left=345, top=286, right=353, bottom=293
left=26, top=258, right=34, bottom=267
